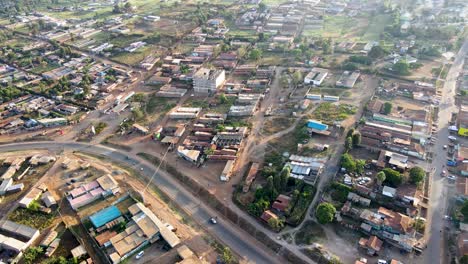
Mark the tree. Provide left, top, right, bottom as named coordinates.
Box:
left=112, top=4, right=121, bottom=13
left=413, top=218, right=425, bottom=233
left=345, top=136, right=353, bottom=151
left=23, top=246, right=43, bottom=264
left=409, top=166, right=426, bottom=185
left=352, top=132, right=361, bottom=146
left=341, top=153, right=356, bottom=172
left=221, top=247, right=236, bottom=264
left=383, top=168, right=403, bottom=187
left=258, top=2, right=267, bottom=12
left=249, top=48, right=262, bottom=61
left=316, top=202, right=336, bottom=224
left=132, top=108, right=145, bottom=121
left=219, top=93, right=228, bottom=104
left=393, top=60, right=410, bottom=75
left=279, top=166, right=290, bottom=191
left=368, top=46, right=386, bottom=59
left=258, top=32, right=265, bottom=42
left=268, top=217, right=284, bottom=231
left=264, top=176, right=278, bottom=200
left=355, top=159, right=365, bottom=174
left=383, top=102, right=392, bottom=115
left=376, top=171, right=386, bottom=185
left=461, top=200, right=468, bottom=220
left=342, top=62, right=358, bottom=71
left=237, top=47, right=247, bottom=58
left=292, top=71, right=303, bottom=86
left=346, top=128, right=355, bottom=138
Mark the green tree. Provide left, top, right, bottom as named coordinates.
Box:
left=346, top=128, right=355, bottom=138
left=341, top=153, right=356, bottom=172
left=279, top=166, right=290, bottom=191
left=292, top=71, right=303, bottom=86
left=462, top=200, right=468, bottom=220
left=368, top=46, right=386, bottom=59
left=383, top=168, right=403, bottom=187
left=352, top=132, right=361, bottom=146
left=264, top=176, right=278, bottom=200
left=383, top=102, right=392, bottom=115
left=413, top=218, right=425, bottom=233
left=376, top=171, right=386, bottom=185
left=23, top=246, right=44, bottom=264
left=345, top=136, right=353, bottom=151
left=267, top=217, right=284, bottom=231
left=219, top=93, right=228, bottom=104
left=249, top=48, right=262, bottom=61
left=316, top=203, right=336, bottom=224
left=221, top=247, right=236, bottom=264
left=409, top=166, right=426, bottom=185
left=393, top=60, right=410, bottom=75
left=355, top=159, right=365, bottom=174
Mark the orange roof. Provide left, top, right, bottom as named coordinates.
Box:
left=359, top=236, right=383, bottom=251
left=378, top=207, right=413, bottom=234
left=260, top=210, right=278, bottom=222
left=272, top=195, right=291, bottom=212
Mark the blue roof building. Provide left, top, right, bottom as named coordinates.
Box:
left=306, top=120, right=328, bottom=131
left=89, top=205, right=122, bottom=228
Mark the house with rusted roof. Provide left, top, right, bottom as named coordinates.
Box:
left=272, top=195, right=291, bottom=213
left=359, top=235, right=383, bottom=255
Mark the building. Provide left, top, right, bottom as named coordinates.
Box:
left=177, top=146, right=200, bottom=164
left=18, top=183, right=48, bottom=208
left=89, top=206, right=122, bottom=229
left=193, top=68, right=225, bottom=93
left=359, top=235, right=383, bottom=255
left=169, top=107, right=202, bottom=119
left=67, top=174, right=120, bottom=210
left=0, top=220, right=40, bottom=258
left=336, top=71, right=360, bottom=88
left=272, top=195, right=291, bottom=213
left=304, top=67, right=328, bottom=86
left=220, top=160, right=235, bottom=182
left=107, top=203, right=180, bottom=263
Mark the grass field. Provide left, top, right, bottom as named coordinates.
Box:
left=360, top=14, right=392, bottom=41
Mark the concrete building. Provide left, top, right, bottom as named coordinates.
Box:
left=193, top=68, right=225, bottom=93
left=304, top=67, right=328, bottom=86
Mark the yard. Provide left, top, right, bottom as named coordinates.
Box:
left=294, top=220, right=326, bottom=245
left=309, top=102, right=357, bottom=123
left=8, top=207, right=56, bottom=230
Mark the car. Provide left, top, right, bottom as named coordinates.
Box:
left=140, top=167, right=144, bottom=171
left=447, top=175, right=457, bottom=181
left=443, top=145, right=448, bottom=149
left=441, top=170, right=447, bottom=176
left=210, top=217, right=217, bottom=224
left=135, top=251, right=144, bottom=260
left=448, top=136, right=457, bottom=141
left=444, top=215, right=452, bottom=220
left=377, top=260, right=387, bottom=264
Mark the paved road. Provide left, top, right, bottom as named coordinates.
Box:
left=0, top=142, right=281, bottom=264
left=422, top=39, right=468, bottom=264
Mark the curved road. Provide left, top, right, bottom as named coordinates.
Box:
left=0, top=141, right=281, bottom=264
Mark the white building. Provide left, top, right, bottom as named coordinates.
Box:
left=304, top=68, right=328, bottom=86
left=193, top=68, right=225, bottom=93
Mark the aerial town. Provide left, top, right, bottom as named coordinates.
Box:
left=0, top=0, right=466, bottom=263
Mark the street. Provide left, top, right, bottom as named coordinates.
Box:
left=0, top=141, right=282, bottom=264
left=422, top=39, right=468, bottom=264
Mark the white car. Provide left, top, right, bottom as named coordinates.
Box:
left=136, top=251, right=144, bottom=259
left=448, top=136, right=457, bottom=141
left=377, top=260, right=387, bottom=264
left=210, top=217, right=217, bottom=224
left=447, top=175, right=457, bottom=180
left=443, top=145, right=447, bottom=149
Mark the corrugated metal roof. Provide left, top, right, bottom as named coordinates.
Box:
left=90, top=206, right=122, bottom=228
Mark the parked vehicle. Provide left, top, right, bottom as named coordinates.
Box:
left=210, top=217, right=217, bottom=224
left=136, top=251, right=144, bottom=259
left=448, top=136, right=457, bottom=141
left=447, top=160, right=457, bottom=166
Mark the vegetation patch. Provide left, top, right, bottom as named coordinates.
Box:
left=310, top=103, right=357, bottom=123
left=294, top=221, right=326, bottom=245
left=8, top=207, right=55, bottom=230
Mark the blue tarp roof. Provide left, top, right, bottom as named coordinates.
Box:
left=307, top=120, right=328, bottom=131
left=89, top=205, right=122, bottom=228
